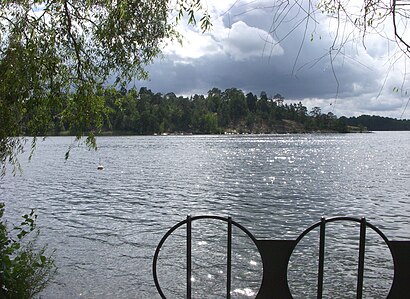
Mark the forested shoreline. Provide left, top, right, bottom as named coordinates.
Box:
left=46, top=87, right=409, bottom=136
left=340, top=115, right=410, bottom=131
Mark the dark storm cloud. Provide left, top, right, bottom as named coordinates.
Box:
left=140, top=43, right=382, bottom=100
left=136, top=1, right=409, bottom=118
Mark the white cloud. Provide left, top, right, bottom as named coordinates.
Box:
left=164, top=17, right=283, bottom=62
left=163, top=26, right=222, bottom=59
left=215, top=21, right=284, bottom=60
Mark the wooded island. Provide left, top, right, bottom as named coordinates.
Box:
left=46, top=87, right=410, bottom=136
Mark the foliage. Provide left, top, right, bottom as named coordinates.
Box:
left=0, top=203, right=56, bottom=298
left=0, top=0, right=211, bottom=175
left=340, top=115, right=410, bottom=131
left=44, top=86, right=348, bottom=134
left=2, top=0, right=408, bottom=173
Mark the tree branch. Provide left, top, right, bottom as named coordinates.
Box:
left=63, top=0, right=83, bottom=80
left=392, top=0, right=410, bottom=56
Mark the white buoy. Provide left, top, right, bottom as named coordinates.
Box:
left=97, top=159, right=104, bottom=170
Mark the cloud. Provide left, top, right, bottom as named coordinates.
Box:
left=137, top=0, right=410, bottom=119
left=164, top=18, right=283, bottom=61
left=214, top=21, right=284, bottom=60
left=163, top=27, right=221, bottom=59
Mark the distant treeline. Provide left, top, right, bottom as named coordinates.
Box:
left=49, top=87, right=409, bottom=135
left=50, top=87, right=349, bottom=135
left=340, top=115, right=410, bottom=131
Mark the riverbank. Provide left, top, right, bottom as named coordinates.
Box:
left=49, top=119, right=369, bottom=137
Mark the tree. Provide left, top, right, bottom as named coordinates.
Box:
left=295, top=102, right=308, bottom=123
left=207, top=88, right=222, bottom=113
left=0, top=0, right=211, bottom=175
left=246, top=92, right=257, bottom=113
left=310, top=107, right=322, bottom=118
left=225, top=88, right=248, bottom=124
left=200, top=113, right=219, bottom=134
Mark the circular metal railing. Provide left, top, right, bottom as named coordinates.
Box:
left=153, top=216, right=396, bottom=298
left=153, top=215, right=260, bottom=299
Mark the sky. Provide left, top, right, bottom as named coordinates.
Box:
left=136, top=0, right=410, bottom=119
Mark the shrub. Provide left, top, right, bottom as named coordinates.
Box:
left=0, top=203, right=56, bottom=298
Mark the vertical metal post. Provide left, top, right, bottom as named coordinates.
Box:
left=317, top=217, right=326, bottom=299
left=357, top=217, right=366, bottom=299
left=227, top=217, right=232, bottom=299
left=187, top=215, right=192, bottom=299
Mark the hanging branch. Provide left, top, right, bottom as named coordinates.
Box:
left=63, top=0, right=83, bottom=80
left=392, top=0, right=410, bottom=56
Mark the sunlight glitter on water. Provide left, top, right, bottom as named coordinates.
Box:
left=232, top=288, right=256, bottom=297
left=1, top=132, right=409, bottom=298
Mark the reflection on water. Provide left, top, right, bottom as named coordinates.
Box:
left=288, top=220, right=394, bottom=298
left=1, top=132, right=409, bottom=298
left=156, top=218, right=262, bottom=298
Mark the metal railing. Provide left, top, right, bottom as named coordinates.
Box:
left=153, top=215, right=259, bottom=298
left=153, top=216, right=410, bottom=298
left=292, top=217, right=393, bottom=299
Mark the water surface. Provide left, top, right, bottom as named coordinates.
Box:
left=1, top=132, right=409, bottom=298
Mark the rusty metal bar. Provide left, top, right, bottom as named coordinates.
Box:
left=317, top=217, right=326, bottom=299
left=357, top=217, right=366, bottom=299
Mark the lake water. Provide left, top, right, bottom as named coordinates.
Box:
left=1, top=132, right=409, bottom=298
